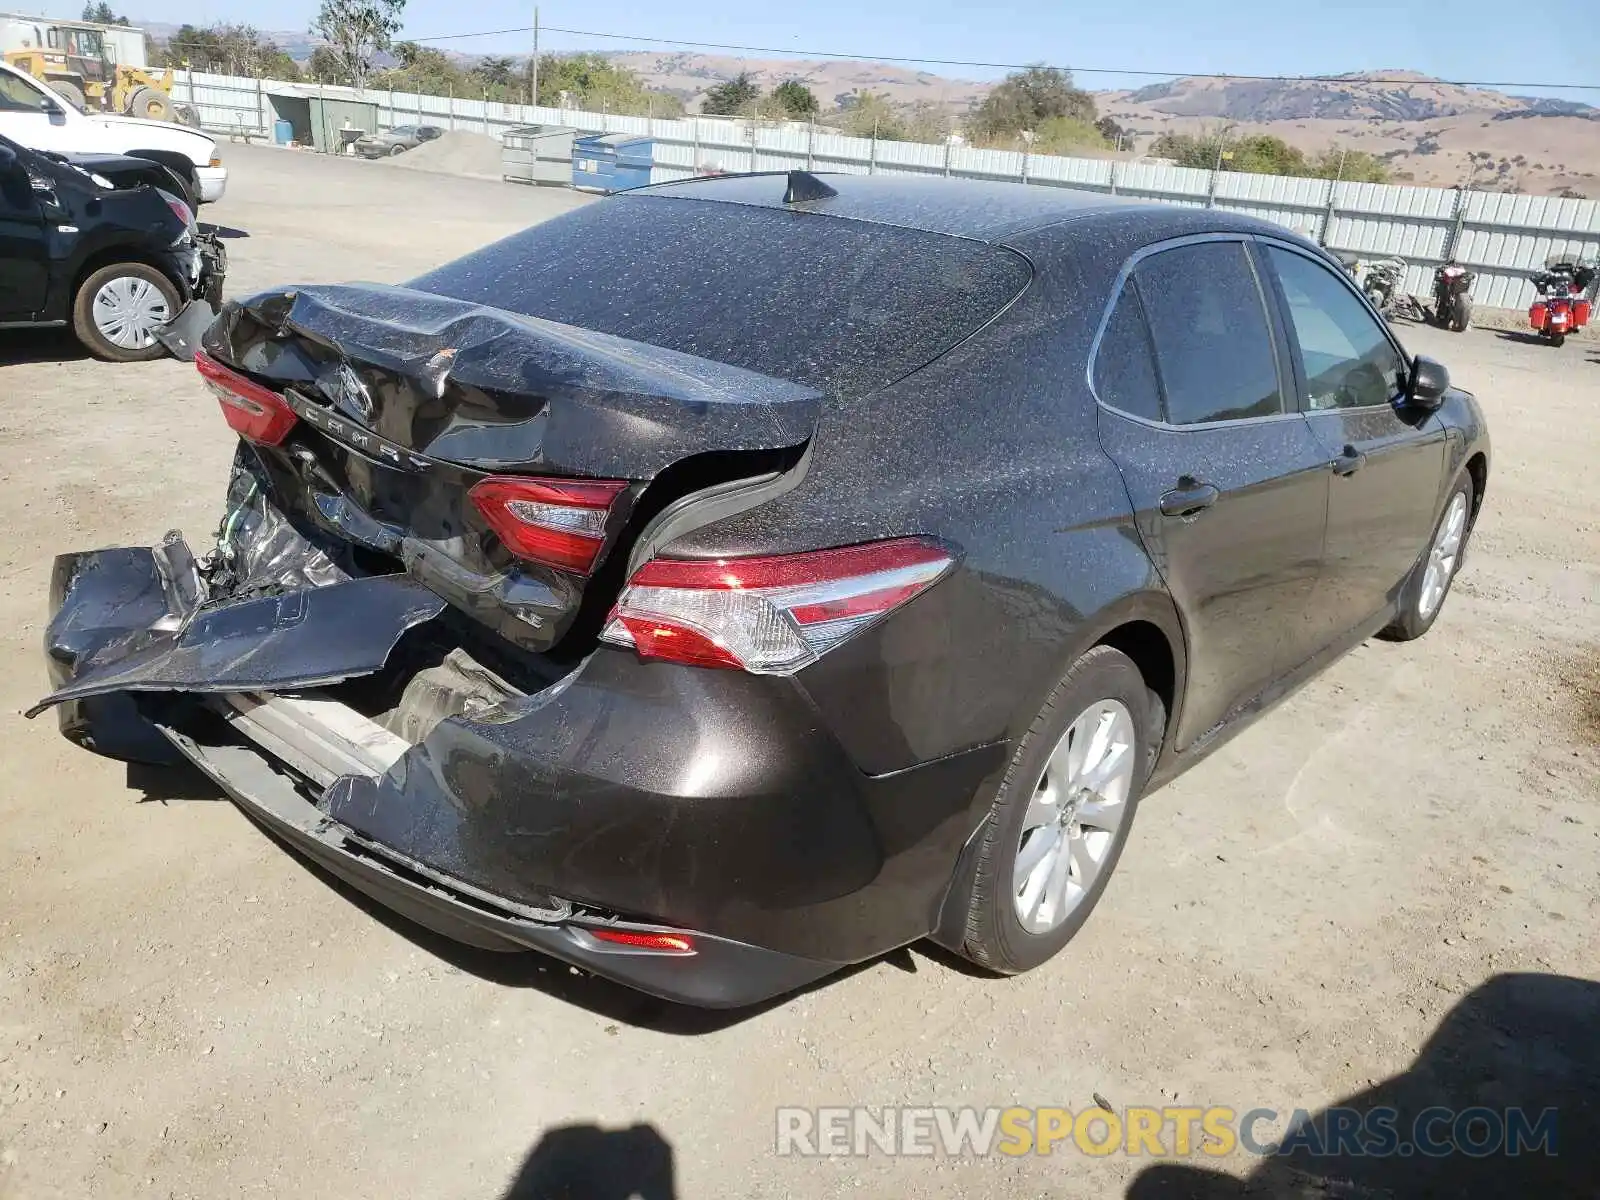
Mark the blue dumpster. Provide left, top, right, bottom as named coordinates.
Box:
left=571, top=133, right=654, bottom=194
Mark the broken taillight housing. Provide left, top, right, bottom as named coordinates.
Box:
left=600, top=537, right=956, bottom=674
left=469, top=476, right=630, bottom=574
left=196, top=350, right=298, bottom=445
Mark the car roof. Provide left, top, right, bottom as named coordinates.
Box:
left=633, top=172, right=1279, bottom=244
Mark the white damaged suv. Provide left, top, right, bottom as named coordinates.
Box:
left=0, top=61, right=225, bottom=208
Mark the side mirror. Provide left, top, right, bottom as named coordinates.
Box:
left=39, top=95, right=63, bottom=115
left=1406, top=355, right=1450, bottom=412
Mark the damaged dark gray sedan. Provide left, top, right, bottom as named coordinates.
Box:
left=32, top=173, right=1489, bottom=1007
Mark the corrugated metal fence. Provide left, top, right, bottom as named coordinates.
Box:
left=178, top=70, right=1600, bottom=311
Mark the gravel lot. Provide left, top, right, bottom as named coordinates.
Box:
left=1, top=144, right=1597, bottom=1199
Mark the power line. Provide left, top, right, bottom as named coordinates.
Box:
left=406, top=22, right=1600, bottom=92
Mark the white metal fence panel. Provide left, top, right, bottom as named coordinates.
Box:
left=177, top=70, right=1600, bottom=310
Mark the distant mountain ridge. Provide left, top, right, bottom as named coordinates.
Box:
left=128, top=27, right=1600, bottom=193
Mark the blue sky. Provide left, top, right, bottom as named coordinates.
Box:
left=55, top=0, right=1600, bottom=99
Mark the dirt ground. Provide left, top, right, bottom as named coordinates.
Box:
left=1, top=144, right=1596, bottom=1199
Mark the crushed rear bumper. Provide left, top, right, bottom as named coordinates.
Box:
left=33, top=542, right=1004, bottom=1008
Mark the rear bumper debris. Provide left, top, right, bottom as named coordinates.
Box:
left=34, top=539, right=1002, bottom=1007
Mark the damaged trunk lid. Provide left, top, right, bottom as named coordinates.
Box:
left=199, top=282, right=822, bottom=653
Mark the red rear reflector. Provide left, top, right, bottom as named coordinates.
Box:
left=196, top=350, right=298, bottom=445
left=587, top=928, right=696, bottom=954
left=601, top=537, right=955, bottom=674
left=468, top=476, right=629, bottom=574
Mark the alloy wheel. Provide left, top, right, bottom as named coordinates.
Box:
left=1418, top=490, right=1469, bottom=621
left=1012, top=698, right=1137, bottom=934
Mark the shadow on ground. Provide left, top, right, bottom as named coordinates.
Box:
left=1127, top=972, right=1600, bottom=1198
left=0, top=328, right=87, bottom=366
left=503, top=1123, right=676, bottom=1199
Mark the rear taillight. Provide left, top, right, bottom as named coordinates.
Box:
left=586, top=928, right=696, bottom=954
left=600, top=537, right=955, bottom=674
left=469, top=476, right=629, bottom=574
left=196, top=350, right=298, bottom=445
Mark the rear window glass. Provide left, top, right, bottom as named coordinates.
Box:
left=410, top=196, right=1032, bottom=398
left=1093, top=285, right=1162, bottom=422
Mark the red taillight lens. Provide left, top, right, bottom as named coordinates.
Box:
left=587, top=928, right=696, bottom=954
left=600, top=537, right=955, bottom=675
left=196, top=350, right=298, bottom=445
left=469, top=476, right=629, bottom=574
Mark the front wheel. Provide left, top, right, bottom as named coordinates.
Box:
left=958, top=646, right=1159, bottom=974
left=1380, top=476, right=1475, bottom=642
left=72, top=263, right=180, bottom=362
left=388, top=144, right=407, bottom=157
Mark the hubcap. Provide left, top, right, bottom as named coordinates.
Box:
left=1012, top=699, right=1137, bottom=934
left=92, top=276, right=171, bottom=350
left=1418, top=490, right=1469, bottom=620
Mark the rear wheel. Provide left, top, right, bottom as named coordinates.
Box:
left=72, top=263, right=180, bottom=362
left=46, top=79, right=86, bottom=110
left=1451, top=295, right=1473, bottom=332
left=959, top=646, right=1157, bottom=974
left=1551, top=331, right=1567, bottom=347
left=1380, top=475, right=1474, bottom=642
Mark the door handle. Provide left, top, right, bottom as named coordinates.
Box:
left=1332, top=445, right=1367, bottom=476
left=1159, top=480, right=1220, bottom=518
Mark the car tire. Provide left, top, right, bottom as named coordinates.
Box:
left=1379, top=474, right=1475, bottom=642
left=389, top=144, right=407, bottom=157
left=958, top=645, right=1158, bottom=975
left=72, top=263, right=181, bottom=363
left=46, top=79, right=87, bottom=110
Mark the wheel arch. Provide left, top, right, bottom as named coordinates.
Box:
left=71, top=243, right=185, bottom=309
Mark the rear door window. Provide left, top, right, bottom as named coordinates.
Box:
left=412, top=196, right=1033, bottom=400
left=1133, top=241, right=1285, bottom=425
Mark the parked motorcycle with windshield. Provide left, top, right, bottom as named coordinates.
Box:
left=1527, top=256, right=1597, bottom=347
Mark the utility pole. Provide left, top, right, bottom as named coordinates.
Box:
left=530, top=6, right=539, bottom=111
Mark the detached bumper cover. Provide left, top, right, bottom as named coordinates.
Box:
left=35, top=544, right=1005, bottom=1006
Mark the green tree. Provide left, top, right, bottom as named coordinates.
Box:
left=1033, top=116, right=1112, bottom=155
left=700, top=72, right=761, bottom=116
left=836, top=90, right=905, bottom=140
left=525, top=53, right=680, bottom=116
left=80, top=2, right=131, bottom=25
left=970, top=66, right=1098, bottom=144
left=378, top=40, right=465, bottom=94
left=311, top=0, right=405, bottom=89
left=1310, top=146, right=1390, bottom=183
left=1095, top=115, right=1128, bottom=147
left=305, top=44, right=347, bottom=84
left=474, top=55, right=514, bottom=88
left=156, top=22, right=298, bottom=77
left=770, top=79, right=818, bottom=118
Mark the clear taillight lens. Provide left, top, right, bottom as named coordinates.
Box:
left=601, top=537, right=955, bottom=674
left=469, top=476, right=630, bottom=574
left=197, top=350, right=298, bottom=445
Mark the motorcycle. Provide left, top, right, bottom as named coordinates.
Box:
left=1527, top=255, right=1598, bottom=347
left=1361, top=256, right=1407, bottom=315
left=1432, top=261, right=1474, bottom=332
